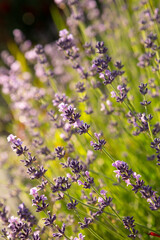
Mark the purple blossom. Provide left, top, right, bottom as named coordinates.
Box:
left=112, top=160, right=160, bottom=210
left=100, top=190, right=107, bottom=196
left=7, top=134, right=23, bottom=146
left=74, top=233, right=85, bottom=240
left=90, top=138, right=106, bottom=151
left=111, top=91, right=116, bottom=98
left=30, top=187, right=39, bottom=197
left=85, top=171, right=90, bottom=178
left=98, top=197, right=104, bottom=203
left=7, top=134, right=17, bottom=143
left=94, top=132, right=101, bottom=139
left=77, top=180, right=84, bottom=186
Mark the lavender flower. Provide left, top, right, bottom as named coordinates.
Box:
left=96, top=41, right=108, bottom=54
left=57, top=102, right=90, bottom=134
left=51, top=177, right=71, bottom=193
left=62, top=157, right=83, bottom=174
left=90, top=133, right=106, bottom=150
left=55, top=146, right=66, bottom=159
left=123, top=216, right=138, bottom=239
left=98, top=190, right=112, bottom=210
left=7, top=134, right=28, bottom=156
left=138, top=83, right=148, bottom=95
left=43, top=211, right=56, bottom=226
left=111, top=84, right=129, bottom=103
left=30, top=187, right=49, bottom=212
left=52, top=223, right=66, bottom=238
left=67, top=200, right=78, bottom=210
left=57, top=29, right=75, bottom=51
left=74, top=233, right=85, bottom=240
left=77, top=171, right=94, bottom=189
left=112, top=160, right=160, bottom=210
left=151, top=138, right=160, bottom=153
left=78, top=217, right=93, bottom=229
left=17, top=203, right=37, bottom=227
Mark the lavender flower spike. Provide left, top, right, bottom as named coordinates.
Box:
left=74, top=233, right=85, bottom=240
left=7, top=134, right=27, bottom=156
left=112, top=160, right=160, bottom=210
left=7, top=134, right=22, bottom=146
left=7, top=134, right=17, bottom=143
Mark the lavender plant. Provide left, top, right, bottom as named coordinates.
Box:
left=1, top=0, right=160, bottom=239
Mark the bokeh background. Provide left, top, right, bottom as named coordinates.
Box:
left=0, top=0, right=58, bottom=50
left=0, top=0, right=60, bottom=136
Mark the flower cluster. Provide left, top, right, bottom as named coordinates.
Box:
left=57, top=29, right=79, bottom=60
left=97, top=190, right=112, bottom=211
left=0, top=202, right=38, bottom=240
left=30, top=187, right=49, bottom=212
left=57, top=102, right=90, bottom=134
left=77, top=171, right=94, bottom=189
left=112, top=160, right=160, bottom=210
left=7, top=134, right=28, bottom=156
left=90, top=132, right=106, bottom=150
left=51, top=176, right=71, bottom=193
left=111, top=84, right=129, bottom=103
left=92, top=41, right=124, bottom=86
left=8, top=134, right=47, bottom=181
left=123, top=216, right=138, bottom=239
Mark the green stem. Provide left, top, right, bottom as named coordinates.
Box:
left=111, top=84, right=152, bottom=140
left=87, top=132, right=115, bottom=163
left=88, top=182, right=124, bottom=226
left=0, top=230, right=8, bottom=240
left=77, top=208, right=126, bottom=240
left=136, top=222, right=160, bottom=235
left=109, top=206, right=122, bottom=222
left=66, top=191, right=119, bottom=237
left=143, top=95, right=154, bottom=141
left=74, top=209, right=104, bottom=240
left=43, top=209, right=71, bottom=240
left=64, top=191, right=114, bottom=216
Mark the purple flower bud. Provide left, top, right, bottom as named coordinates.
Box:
left=105, top=70, right=111, bottom=76
left=113, top=170, right=121, bottom=178
left=85, top=171, right=90, bottom=178
left=100, top=190, right=107, bottom=196
left=89, top=192, right=93, bottom=197
left=58, top=102, right=68, bottom=112
left=98, top=197, right=104, bottom=203
left=117, top=85, right=122, bottom=91
left=77, top=180, right=84, bottom=185
left=106, top=100, right=112, bottom=106
left=100, top=103, right=105, bottom=111
left=30, top=187, right=39, bottom=197
left=41, top=195, right=47, bottom=201
left=112, top=160, right=125, bottom=168
left=133, top=172, right=141, bottom=180
left=73, top=119, right=83, bottom=128
left=7, top=134, right=17, bottom=143
left=67, top=173, right=72, bottom=179
left=59, top=29, right=69, bottom=38
left=94, top=132, right=101, bottom=140
left=125, top=179, right=131, bottom=186
left=99, top=73, right=105, bottom=79
left=111, top=91, right=116, bottom=98
left=8, top=216, right=20, bottom=224
left=90, top=141, right=94, bottom=146
left=79, top=233, right=85, bottom=240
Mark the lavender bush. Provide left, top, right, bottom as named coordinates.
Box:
left=1, top=0, right=160, bottom=239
